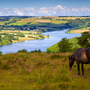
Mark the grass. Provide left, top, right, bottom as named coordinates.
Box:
left=51, top=19, right=68, bottom=24
left=8, top=22, right=28, bottom=26
left=0, top=52, right=90, bottom=90
left=67, top=27, right=90, bottom=33
left=55, top=17, right=90, bottom=20
left=17, top=18, right=36, bottom=23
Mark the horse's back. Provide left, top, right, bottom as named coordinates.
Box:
left=74, top=48, right=89, bottom=63
left=75, top=48, right=84, bottom=57
left=86, top=47, right=90, bottom=60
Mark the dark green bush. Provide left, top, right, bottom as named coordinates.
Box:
left=31, top=49, right=41, bottom=53
left=1, top=64, right=11, bottom=70
left=0, top=51, right=2, bottom=55
left=17, top=49, right=27, bottom=53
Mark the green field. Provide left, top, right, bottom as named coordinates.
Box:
left=7, top=18, right=68, bottom=26
left=51, top=19, right=68, bottom=24
left=8, top=22, right=28, bottom=26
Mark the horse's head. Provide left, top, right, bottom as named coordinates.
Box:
left=69, top=55, right=74, bottom=70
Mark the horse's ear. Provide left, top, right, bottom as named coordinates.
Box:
left=68, top=56, right=71, bottom=59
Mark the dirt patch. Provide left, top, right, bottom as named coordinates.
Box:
left=34, top=20, right=51, bottom=23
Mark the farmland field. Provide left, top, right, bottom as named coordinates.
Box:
left=8, top=22, right=28, bottom=26
left=0, top=16, right=90, bottom=33
left=7, top=17, right=68, bottom=26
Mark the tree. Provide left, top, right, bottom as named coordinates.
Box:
left=17, top=32, right=25, bottom=37
left=77, top=33, right=90, bottom=48
left=58, top=38, right=72, bottom=53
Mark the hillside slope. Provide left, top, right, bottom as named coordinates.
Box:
left=0, top=52, right=90, bottom=90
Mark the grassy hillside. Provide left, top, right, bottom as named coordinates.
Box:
left=66, top=18, right=90, bottom=33
left=0, top=52, right=90, bottom=90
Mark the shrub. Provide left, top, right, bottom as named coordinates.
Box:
left=31, top=49, right=41, bottom=53
left=38, top=34, right=44, bottom=39
left=17, top=32, right=25, bottom=37
left=51, top=55, right=64, bottom=59
left=17, top=49, right=27, bottom=53
left=0, top=51, right=2, bottom=55
left=1, top=64, right=11, bottom=70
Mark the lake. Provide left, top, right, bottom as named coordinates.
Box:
left=0, top=29, right=81, bottom=54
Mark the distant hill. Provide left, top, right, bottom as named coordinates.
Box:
left=0, top=16, right=90, bottom=32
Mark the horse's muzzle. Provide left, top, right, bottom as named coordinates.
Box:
left=69, top=67, right=71, bottom=70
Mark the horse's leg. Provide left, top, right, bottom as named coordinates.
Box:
left=81, top=64, right=84, bottom=75
left=77, top=63, right=80, bottom=75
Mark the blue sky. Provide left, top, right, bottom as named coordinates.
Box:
left=0, top=0, right=90, bottom=16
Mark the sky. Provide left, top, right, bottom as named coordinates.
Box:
left=0, top=0, right=90, bottom=16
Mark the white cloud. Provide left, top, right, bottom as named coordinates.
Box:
left=56, top=5, right=64, bottom=9
left=0, top=12, right=2, bottom=15
left=13, top=9, right=24, bottom=16
left=4, top=8, right=9, bottom=9
left=30, top=7, right=35, bottom=11
left=53, top=11, right=56, bottom=14
left=0, top=5, right=90, bottom=16
left=29, top=13, right=34, bottom=16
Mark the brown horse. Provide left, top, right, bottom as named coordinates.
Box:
left=69, top=47, right=90, bottom=75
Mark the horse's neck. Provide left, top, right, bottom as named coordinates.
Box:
left=72, top=54, right=75, bottom=61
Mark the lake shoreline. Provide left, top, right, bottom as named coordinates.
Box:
left=0, top=29, right=81, bottom=54
left=12, top=35, right=50, bottom=43
left=0, top=30, right=50, bottom=46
